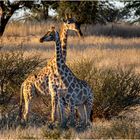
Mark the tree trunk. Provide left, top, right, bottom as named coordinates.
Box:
left=43, top=6, right=49, bottom=20
left=0, top=1, right=19, bottom=37
left=0, top=15, right=11, bottom=37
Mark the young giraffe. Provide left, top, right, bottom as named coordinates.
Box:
left=19, top=16, right=83, bottom=122
left=40, top=27, right=93, bottom=127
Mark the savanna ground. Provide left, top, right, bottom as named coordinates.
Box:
left=0, top=21, right=140, bottom=139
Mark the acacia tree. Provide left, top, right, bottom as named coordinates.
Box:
left=0, top=1, right=20, bottom=36
left=0, top=1, right=59, bottom=37
left=0, top=0, right=123, bottom=37
left=0, top=1, right=34, bottom=36
left=56, top=1, right=98, bottom=24
left=55, top=1, right=120, bottom=24
left=0, top=0, right=51, bottom=37
left=123, top=1, right=140, bottom=23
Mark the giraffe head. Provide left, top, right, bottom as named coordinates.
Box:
left=62, top=14, right=83, bottom=37
left=40, top=26, right=58, bottom=42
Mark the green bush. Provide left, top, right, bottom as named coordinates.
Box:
left=0, top=51, right=43, bottom=110
left=69, top=58, right=140, bottom=119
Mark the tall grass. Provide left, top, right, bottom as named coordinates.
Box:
left=4, top=21, right=140, bottom=37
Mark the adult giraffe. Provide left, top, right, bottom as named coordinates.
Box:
left=40, top=26, right=93, bottom=127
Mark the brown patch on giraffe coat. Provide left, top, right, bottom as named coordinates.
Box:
left=83, top=88, right=88, bottom=95
left=63, top=78, right=69, bottom=86
left=77, top=90, right=83, bottom=101
left=75, top=87, right=79, bottom=93
left=68, top=86, right=73, bottom=93
left=72, top=93, right=76, bottom=98
left=68, top=76, right=73, bottom=83
left=70, top=97, right=74, bottom=104
left=71, top=82, right=75, bottom=89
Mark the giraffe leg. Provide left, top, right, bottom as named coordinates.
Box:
left=23, top=98, right=31, bottom=122
left=49, top=82, right=58, bottom=124
left=69, top=105, right=76, bottom=127
left=22, top=85, right=34, bottom=122
left=77, top=104, right=87, bottom=126
left=58, top=96, right=67, bottom=128
left=48, top=75, right=59, bottom=125
left=85, top=98, right=93, bottom=125
left=51, top=94, right=58, bottom=123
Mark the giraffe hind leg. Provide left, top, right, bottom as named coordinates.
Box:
left=84, top=98, right=93, bottom=126
left=51, top=94, right=58, bottom=123
left=77, top=104, right=87, bottom=126
left=23, top=98, right=30, bottom=122
left=69, top=105, right=76, bottom=127
left=58, top=96, right=67, bottom=128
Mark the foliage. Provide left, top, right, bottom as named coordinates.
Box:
left=56, top=1, right=98, bottom=24
left=0, top=51, right=42, bottom=107
left=56, top=1, right=121, bottom=24
left=123, top=1, right=140, bottom=23
left=96, top=1, right=120, bottom=23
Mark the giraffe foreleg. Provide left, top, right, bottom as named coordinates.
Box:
left=23, top=98, right=31, bottom=122
left=69, top=105, right=76, bottom=127
left=85, top=97, right=93, bottom=125
left=51, top=94, right=58, bottom=123
left=22, top=85, right=34, bottom=122
left=77, top=104, right=87, bottom=126
left=58, top=96, right=67, bottom=128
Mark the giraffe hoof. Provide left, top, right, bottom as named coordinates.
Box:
left=60, top=119, right=68, bottom=129
left=69, top=122, right=76, bottom=128
left=60, top=123, right=68, bottom=129
left=48, top=123, right=55, bottom=130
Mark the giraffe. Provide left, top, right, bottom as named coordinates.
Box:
left=40, top=27, right=93, bottom=127
left=19, top=15, right=83, bottom=122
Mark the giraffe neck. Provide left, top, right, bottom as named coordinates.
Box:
left=60, top=24, right=68, bottom=62
left=55, top=31, right=64, bottom=68
left=55, top=31, right=75, bottom=86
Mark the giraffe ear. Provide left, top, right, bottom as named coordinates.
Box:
left=51, top=26, right=55, bottom=31
left=62, top=18, right=66, bottom=23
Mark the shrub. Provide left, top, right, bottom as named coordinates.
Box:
left=0, top=51, right=43, bottom=112
left=69, top=58, right=140, bottom=119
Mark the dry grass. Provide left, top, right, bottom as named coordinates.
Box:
left=0, top=21, right=140, bottom=139
left=0, top=118, right=139, bottom=139
left=1, top=35, right=140, bottom=73
left=3, top=21, right=140, bottom=37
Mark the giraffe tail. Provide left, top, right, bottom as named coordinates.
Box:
left=19, top=83, right=24, bottom=119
